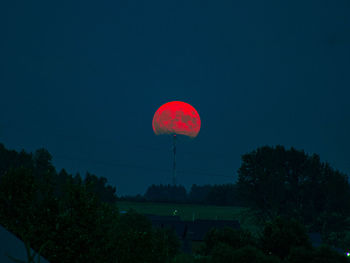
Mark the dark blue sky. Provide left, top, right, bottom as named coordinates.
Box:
left=1, top=1, right=349, bottom=195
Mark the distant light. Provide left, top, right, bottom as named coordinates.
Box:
left=346, top=252, right=350, bottom=257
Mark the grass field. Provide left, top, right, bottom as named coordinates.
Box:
left=116, top=201, right=262, bottom=234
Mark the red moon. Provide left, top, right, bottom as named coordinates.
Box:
left=152, top=101, right=201, bottom=138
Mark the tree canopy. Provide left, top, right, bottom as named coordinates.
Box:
left=0, top=143, right=180, bottom=263
left=237, top=145, right=350, bottom=231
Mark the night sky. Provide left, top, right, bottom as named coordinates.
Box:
left=1, top=1, right=349, bottom=195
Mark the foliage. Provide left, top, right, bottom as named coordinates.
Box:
left=259, top=217, right=312, bottom=259
left=113, top=210, right=155, bottom=263
left=237, top=145, right=350, bottom=233
left=113, top=210, right=180, bottom=263
left=287, top=245, right=349, bottom=263
left=2, top=143, right=350, bottom=262
left=47, top=177, right=110, bottom=262
left=197, top=217, right=347, bottom=263
left=0, top=143, right=33, bottom=177
left=286, top=246, right=315, bottom=263
left=202, top=227, right=255, bottom=255
left=171, top=253, right=195, bottom=263
left=331, top=230, right=350, bottom=251
left=153, top=226, right=182, bottom=262
left=211, top=244, right=281, bottom=263
left=84, top=172, right=117, bottom=204
left=0, top=144, right=180, bottom=263
left=311, top=245, right=349, bottom=263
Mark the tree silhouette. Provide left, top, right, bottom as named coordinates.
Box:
left=237, top=145, right=350, bottom=232
left=259, top=217, right=311, bottom=259
left=84, top=172, right=117, bottom=204
left=0, top=144, right=180, bottom=263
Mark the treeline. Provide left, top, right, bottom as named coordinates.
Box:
left=120, top=184, right=242, bottom=206
left=0, top=143, right=180, bottom=263
left=0, top=144, right=118, bottom=205
left=1, top=142, right=350, bottom=262
left=186, top=216, right=348, bottom=263
left=123, top=145, right=350, bottom=251
left=237, top=145, right=350, bottom=250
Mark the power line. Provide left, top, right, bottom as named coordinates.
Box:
left=0, top=124, right=237, bottom=159
left=1, top=124, right=238, bottom=179
left=54, top=155, right=234, bottom=179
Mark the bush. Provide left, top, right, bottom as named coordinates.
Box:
left=260, top=217, right=311, bottom=259
left=171, top=253, right=195, bottom=263
left=202, top=227, right=255, bottom=255
left=211, top=244, right=281, bottom=263
left=287, top=246, right=314, bottom=263
left=311, top=246, right=348, bottom=263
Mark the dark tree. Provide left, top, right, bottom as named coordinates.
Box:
left=114, top=210, right=180, bottom=263
left=259, top=217, right=312, bottom=259
left=84, top=172, right=118, bottom=204
left=311, top=245, right=348, bottom=263
left=0, top=144, right=178, bottom=263
left=286, top=246, right=315, bottom=263
left=33, top=148, right=57, bottom=203
left=202, top=227, right=256, bottom=255
left=0, top=168, right=37, bottom=234
left=237, top=145, right=350, bottom=231
left=210, top=244, right=281, bottom=263
left=152, top=227, right=181, bottom=262
left=288, top=245, right=350, bottom=263
left=0, top=143, right=33, bottom=177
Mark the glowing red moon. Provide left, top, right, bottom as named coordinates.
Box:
left=152, top=101, right=201, bottom=138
